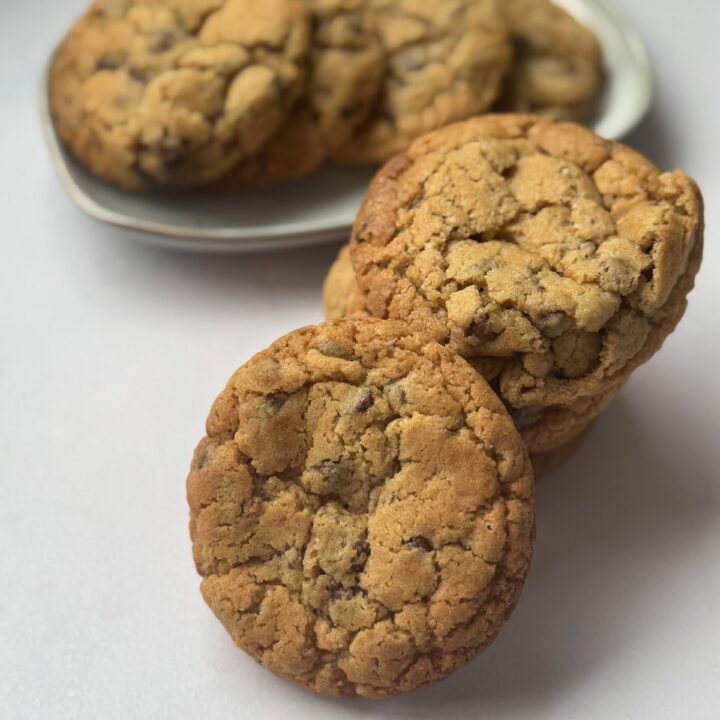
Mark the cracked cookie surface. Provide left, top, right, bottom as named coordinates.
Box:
left=495, top=0, right=603, bottom=121
left=334, top=0, right=511, bottom=166
left=219, top=0, right=383, bottom=187
left=50, top=0, right=310, bottom=189
left=350, top=115, right=703, bottom=419
left=323, top=244, right=621, bottom=458
left=187, top=318, right=533, bottom=698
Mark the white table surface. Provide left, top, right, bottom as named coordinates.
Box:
left=1, top=1, right=719, bottom=718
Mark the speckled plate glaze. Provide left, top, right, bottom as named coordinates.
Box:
left=40, top=0, right=652, bottom=253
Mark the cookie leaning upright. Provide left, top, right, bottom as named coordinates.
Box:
left=219, top=0, right=384, bottom=187
left=350, top=115, right=704, bottom=455
left=49, top=0, right=310, bottom=189
left=187, top=318, right=534, bottom=698
left=334, top=0, right=511, bottom=166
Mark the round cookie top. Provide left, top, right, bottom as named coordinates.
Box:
left=495, top=0, right=603, bottom=121
left=50, top=0, right=310, bottom=189
left=188, top=318, right=533, bottom=698
left=333, top=0, right=511, bottom=166
left=351, top=115, right=703, bottom=411
left=220, top=0, right=384, bottom=187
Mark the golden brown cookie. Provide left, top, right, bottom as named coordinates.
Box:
left=323, top=244, right=369, bottom=320
left=333, top=0, right=511, bottom=166
left=219, top=0, right=384, bottom=187
left=188, top=318, right=534, bottom=698
left=50, top=0, right=310, bottom=189
left=323, top=243, right=621, bottom=459
left=350, top=115, right=704, bottom=454
left=495, top=0, right=603, bottom=121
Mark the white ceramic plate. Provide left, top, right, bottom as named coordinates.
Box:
left=40, top=0, right=652, bottom=253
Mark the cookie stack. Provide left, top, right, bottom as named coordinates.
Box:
left=50, top=0, right=603, bottom=190
left=325, top=115, right=704, bottom=472
left=188, top=115, right=703, bottom=697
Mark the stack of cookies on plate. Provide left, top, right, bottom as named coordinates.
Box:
left=188, top=114, right=704, bottom=697
left=50, top=0, right=603, bottom=190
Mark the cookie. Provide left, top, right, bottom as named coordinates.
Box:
left=218, top=0, right=384, bottom=187
left=50, top=0, right=310, bottom=189
left=323, top=243, right=618, bottom=462
left=350, top=115, right=704, bottom=454
left=187, top=318, right=534, bottom=698
left=495, top=0, right=603, bottom=121
left=323, top=244, right=368, bottom=320
left=333, top=0, right=511, bottom=166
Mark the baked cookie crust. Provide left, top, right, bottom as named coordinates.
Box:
left=188, top=318, right=534, bottom=697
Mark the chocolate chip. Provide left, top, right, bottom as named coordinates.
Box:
left=266, top=393, right=289, bottom=412
left=317, top=460, right=351, bottom=484
left=196, top=449, right=210, bottom=469
left=96, top=56, right=120, bottom=71
left=404, top=536, right=433, bottom=552
left=535, top=312, right=572, bottom=339
left=471, top=318, right=500, bottom=343
left=350, top=388, right=373, bottom=414
left=509, top=406, right=543, bottom=431
left=148, top=30, right=177, bottom=53
left=332, top=587, right=357, bottom=600
left=396, top=48, right=429, bottom=74
left=317, top=339, right=356, bottom=360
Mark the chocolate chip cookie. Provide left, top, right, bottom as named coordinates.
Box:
left=187, top=318, right=534, bottom=697
left=50, top=0, right=310, bottom=189
left=495, top=0, right=603, bottom=121
left=334, top=0, right=511, bottom=166
left=350, top=115, right=704, bottom=456
left=322, top=243, right=619, bottom=467
left=219, top=0, right=383, bottom=187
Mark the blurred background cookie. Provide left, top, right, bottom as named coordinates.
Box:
left=349, top=115, right=704, bottom=460
left=218, top=0, right=384, bottom=187
left=334, top=0, right=511, bottom=165
left=495, top=0, right=603, bottom=121
left=49, top=0, right=310, bottom=189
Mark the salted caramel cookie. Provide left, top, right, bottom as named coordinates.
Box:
left=50, top=0, right=310, bottom=189
left=188, top=318, right=534, bottom=698
left=334, top=0, right=511, bottom=166
left=219, top=0, right=383, bottom=187
left=323, top=245, right=368, bottom=320
left=350, top=115, right=704, bottom=454
left=495, top=0, right=603, bottom=121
